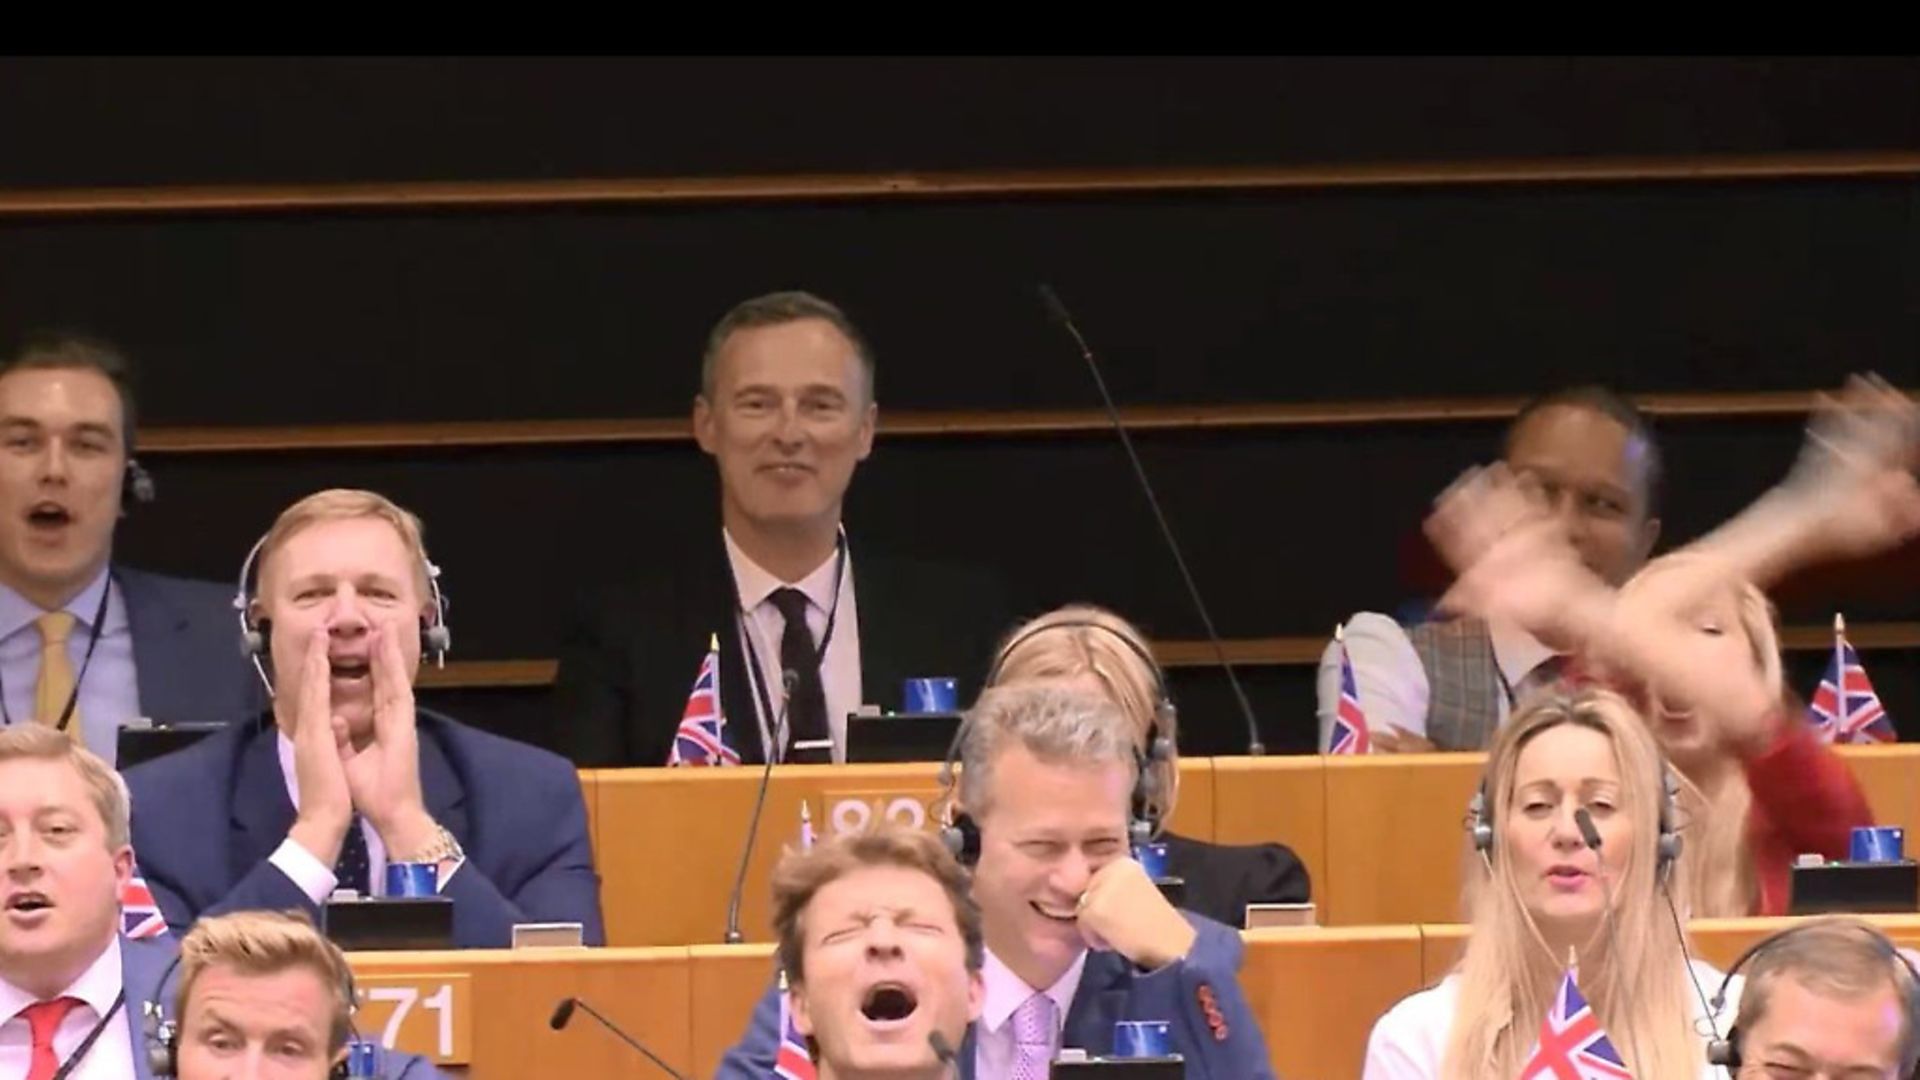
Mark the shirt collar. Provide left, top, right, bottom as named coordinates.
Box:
left=978, top=944, right=1087, bottom=1035
left=1489, top=618, right=1558, bottom=688
left=722, top=529, right=842, bottom=614
left=0, top=565, right=116, bottom=643
left=0, top=934, right=122, bottom=1025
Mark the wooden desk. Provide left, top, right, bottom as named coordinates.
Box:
left=1241, top=926, right=1422, bottom=1080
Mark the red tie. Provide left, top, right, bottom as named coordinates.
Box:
left=19, top=997, right=80, bottom=1080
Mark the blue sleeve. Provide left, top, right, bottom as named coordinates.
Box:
left=1124, top=917, right=1278, bottom=1080
left=442, top=765, right=606, bottom=948
left=714, top=977, right=787, bottom=1080
left=190, top=861, right=324, bottom=932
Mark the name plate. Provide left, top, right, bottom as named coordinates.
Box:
left=821, top=783, right=945, bottom=838
left=355, top=972, right=473, bottom=1064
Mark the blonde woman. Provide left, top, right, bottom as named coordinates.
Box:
left=1364, top=689, right=1735, bottom=1079
left=989, top=604, right=1309, bottom=926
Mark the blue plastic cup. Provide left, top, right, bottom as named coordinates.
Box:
left=903, top=677, right=958, bottom=713
left=1113, top=1020, right=1172, bottom=1058
left=1851, top=825, right=1905, bottom=863
left=386, top=862, right=437, bottom=897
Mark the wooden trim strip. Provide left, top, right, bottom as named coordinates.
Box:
left=417, top=622, right=1920, bottom=689
left=5, top=152, right=1918, bottom=219
left=136, top=390, right=1873, bottom=456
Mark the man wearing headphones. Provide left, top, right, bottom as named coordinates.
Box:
left=719, top=685, right=1276, bottom=1079
left=0, top=332, right=256, bottom=763
left=1710, top=916, right=1918, bottom=1079
left=122, top=490, right=603, bottom=948
left=1, top=724, right=168, bottom=1080
left=165, top=911, right=441, bottom=1079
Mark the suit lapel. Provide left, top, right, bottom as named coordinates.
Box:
left=115, top=568, right=191, bottom=722
left=231, top=720, right=296, bottom=873
left=1063, top=950, right=1131, bottom=1056
left=414, top=713, right=469, bottom=842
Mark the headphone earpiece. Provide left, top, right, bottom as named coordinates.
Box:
left=124, top=457, right=156, bottom=507
left=1704, top=919, right=1920, bottom=1072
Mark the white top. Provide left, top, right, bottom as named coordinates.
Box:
left=1363, top=960, right=1739, bottom=1079
left=1316, top=611, right=1557, bottom=751
left=0, top=936, right=136, bottom=1080
left=724, top=529, right=862, bottom=763
left=974, top=946, right=1088, bottom=1080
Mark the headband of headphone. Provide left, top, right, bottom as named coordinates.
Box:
left=145, top=948, right=362, bottom=1078
left=940, top=617, right=1172, bottom=865
left=231, top=524, right=452, bottom=687
left=1705, top=920, right=1920, bottom=1070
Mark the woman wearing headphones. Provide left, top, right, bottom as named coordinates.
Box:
left=986, top=604, right=1309, bottom=927
left=1364, top=688, right=1736, bottom=1079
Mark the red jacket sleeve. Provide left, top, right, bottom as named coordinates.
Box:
left=1743, top=714, right=1874, bottom=863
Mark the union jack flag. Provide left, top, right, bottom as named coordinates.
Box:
left=667, top=635, right=741, bottom=766
left=121, top=870, right=168, bottom=940
left=1329, top=626, right=1372, bottom=755
left=1519, top=968, right=1632, bottom=1080
left=776, top=977, right=816, bottom=1080
left=1809, top=615, right=1894, bottom=744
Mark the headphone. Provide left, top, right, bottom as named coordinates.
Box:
left=145, top=951, right=362, bottom=1078
left=232, top=525, right=453, bottom=691
left=123, top=457, right=156, bottom=507
left=1466, top=752, right=1683, bottom=883
left=937, top=617, right=1174, bottom=866
left=1705, top=921, right=1920, bottom=1072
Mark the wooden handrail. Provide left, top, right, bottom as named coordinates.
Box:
left=5, top=152, right=1919, bottom=219
left=136, top=390, right=1878, bottom=456
left=415, top=621, right=1920, bottom=689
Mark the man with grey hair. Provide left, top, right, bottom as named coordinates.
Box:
left=556, top=290, right=1009, bottom=768
left=0, top=725, right=173, bottom=1079
left=718, top=685, right=1277, bottom=1079
left=1716, top=916, right=1919, bottom=1079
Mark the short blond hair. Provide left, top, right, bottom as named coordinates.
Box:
left=176, top=910, right=353, bottom=1055
left=254, top=488, right=433, bottom=605
left=0, top=725, right=130, bottom=849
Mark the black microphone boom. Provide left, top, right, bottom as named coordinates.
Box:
left=724, top=669, right=799, bottom=944
left=549, top=996, right=689, bottom=1080
left=1038, top=284, right=1265, bottom=755
left=929, top=1030, right=958, bottom=1070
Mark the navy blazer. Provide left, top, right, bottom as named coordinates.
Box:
left=122, top=708, right=604, bottom=949
left=715, top=913, right=1277, bottom=1079
left=118, top=565, right=261, bottom=729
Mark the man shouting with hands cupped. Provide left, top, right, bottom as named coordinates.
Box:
left=124, top=489, right=603, bottom=948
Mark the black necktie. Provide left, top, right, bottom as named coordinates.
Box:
left=769, top=587, right=831, bottom=763
left=334, top=815, right=371, bottom=896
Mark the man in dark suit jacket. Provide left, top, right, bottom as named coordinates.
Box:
left=0, top=331, right=256, bottom=762
left=555, top=291, right=1010, bottom=767
left=718, top=686, right=1277, bottom=1079
left=123, top=489, right=603, bottom=948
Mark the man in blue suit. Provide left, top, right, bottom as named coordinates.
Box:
left=720, top=685, right=1277, bottom=1079
left=123, top=489, right=602, bottom=949
left=0, top=332, right=257, bottom=763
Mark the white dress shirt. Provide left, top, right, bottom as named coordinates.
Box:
left=723, top=529, right=863, bottom=763
left=1315, top=612, right=1557, bottom=751
left=0, top=936, right=137, bottom=1080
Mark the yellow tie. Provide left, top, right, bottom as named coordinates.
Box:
left=34, top=612, right=81, bottom=737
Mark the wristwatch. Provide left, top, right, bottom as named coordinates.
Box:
left=402, top=823, right=465, bottom=865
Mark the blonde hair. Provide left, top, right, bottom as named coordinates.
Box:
left=176, top=910, right=353, bottom=1055
left=987, top=605, right=1177, bottom=824
left=1442, top=689, right=1699, bottom=1080
left=1620, top=554, right=1785, bottom=918
left=0, top=725, right=130, bottom=849
left=253, top=488, right=434, bottom=607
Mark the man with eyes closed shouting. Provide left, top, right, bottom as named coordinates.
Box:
left=122, top=490, right=603, bottom=948
left=720, top=686, right=1276, bottom=1079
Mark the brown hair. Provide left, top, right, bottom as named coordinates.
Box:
left=700, top=290, right=874, bottom=403
left=771, top=824, right=983, bottom=986
left=1, top=329, right=139, bottom=453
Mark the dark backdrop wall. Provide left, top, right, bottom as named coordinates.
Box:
left=2, top=57, right=1916, bottom=756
